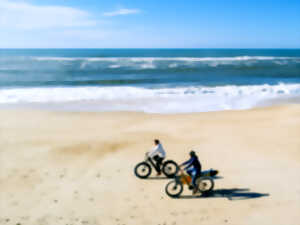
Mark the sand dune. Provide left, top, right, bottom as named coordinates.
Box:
left=1, top=105, right=300, bottom=225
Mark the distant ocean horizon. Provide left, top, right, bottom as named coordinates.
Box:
left=0, top=48, right=300, bottom=113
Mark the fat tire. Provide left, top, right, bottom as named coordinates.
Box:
left=162, top=160, right=179, bottom=178
left=165, top=180, right=183, bottom=198
left=134, top=162, right=152, bottom=179
left=197, top=176, right=214, bottom=193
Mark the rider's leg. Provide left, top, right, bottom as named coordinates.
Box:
left=186, top=168, right=195, bottom=189
left=157, top=157, right=163, bottom=174
left=191, top=169, right=198, bottom=187
left=153, top=155, right=163, bottom=174
left=186, top=168, right=193, bottom=177
left=192, top=169, right=201, bottom=194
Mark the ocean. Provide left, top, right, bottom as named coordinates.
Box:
left=0, top=49, right=300, bottom=113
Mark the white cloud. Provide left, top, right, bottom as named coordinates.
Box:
left=0, top=1, right=142, bottom=48
left=0, top=0, right=97, bottom=29
left=103, top=8, right=140, bottom=17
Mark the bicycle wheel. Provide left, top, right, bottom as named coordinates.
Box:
left=162, top=160, right=179, bottom=178
left=165, top=180, right=183, bottom=198
left=134, top=162, right=152, bottom=179
left=196, top=176, right=214, bottom=193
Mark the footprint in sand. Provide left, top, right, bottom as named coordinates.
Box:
left=182, top=211, right=189, bottom=215
left=21, top=216, right=29, bottom=221
left=10, top=201, right=19, bottom=206
left=170, top=211, right=178, bottom=216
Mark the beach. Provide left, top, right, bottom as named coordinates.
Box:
left=1, top=105, right=300, bottom=225
left=1, top=1, right=300, bottom=224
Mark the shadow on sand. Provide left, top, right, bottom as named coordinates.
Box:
left=147, top=175, right=224, bottom=181
left=147, top=176, right=170, bottom=180
left=178, top=188, right=269, bottom=200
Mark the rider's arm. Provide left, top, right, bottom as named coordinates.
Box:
left=180, top=157, right=193, bottom=167
left=181, top=157, right=195, bottom=169
left=148, top=145, right=158, bottom=158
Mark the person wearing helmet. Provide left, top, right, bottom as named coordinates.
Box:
left=180, top=150, right=202, bottom=194
left=148, top=139, right=166, bottom=176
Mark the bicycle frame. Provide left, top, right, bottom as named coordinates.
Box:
left=144, top=154, right=161, bottom=173
left=176, top=169, right=192, bottom=186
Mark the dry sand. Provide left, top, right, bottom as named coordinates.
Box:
left=0, top=105, right=300, bottom=225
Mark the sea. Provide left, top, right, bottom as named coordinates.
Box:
left=0, top=49, right=299, bottom=113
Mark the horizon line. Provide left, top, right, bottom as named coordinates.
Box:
left=1, top=47, right=300, bottom=50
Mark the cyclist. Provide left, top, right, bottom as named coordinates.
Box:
left=148, top=139, right=166, bottom=176
left=180, top=150, right=202, bottom=194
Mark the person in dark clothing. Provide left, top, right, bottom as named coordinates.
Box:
left=180, top=150, right=202, bottom=194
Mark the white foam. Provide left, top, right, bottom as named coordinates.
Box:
left=31, top=56, right=300, bottom=69
left=169, top=63, right=178, bottom=68
left=108, top=64, right=121, bottom=68
left=139, top=63, right=156, bottom=69
left=1, top=83, right=300, bottom=113
left=34, top=56, right=298, bottom=62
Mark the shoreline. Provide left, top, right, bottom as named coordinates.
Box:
left=1, top=83, right=300, bottom=113
left=1, top=104, right=300, bottom=225
left=0, top=95, right=300, bottom=113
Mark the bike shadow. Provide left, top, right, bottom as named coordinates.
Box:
left=147, top=176, right=170, bottom=180
left=147, top=175, right=223, bottom=181
left=178, top=188, right=269, bottom=200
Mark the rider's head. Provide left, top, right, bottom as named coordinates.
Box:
left=154, top=139, right=160, bottom=145
left=190, top=150, right=196, bottom=157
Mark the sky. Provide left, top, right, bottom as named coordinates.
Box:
left=0, top=0, right=299, bottom=48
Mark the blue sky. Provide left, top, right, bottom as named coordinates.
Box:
left=1, top=0, right=300, bottom=48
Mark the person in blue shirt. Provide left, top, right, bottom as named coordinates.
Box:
left=180, top=150, right=202, bottom=194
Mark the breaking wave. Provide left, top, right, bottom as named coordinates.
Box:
left=1, top=83, right=300, bottom=113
